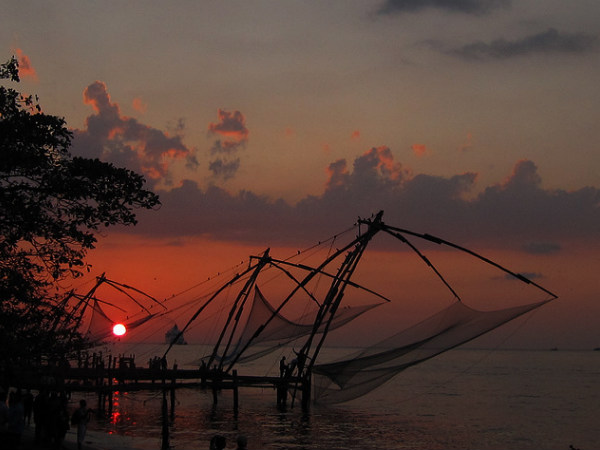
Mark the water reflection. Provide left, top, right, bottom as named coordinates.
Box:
left=81, top=349, right=600, bottom=449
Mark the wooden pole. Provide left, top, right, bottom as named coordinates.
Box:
left=107, top=373, right=113, bottom=415
left=301, top=374, right=311, bottom=411
left=161, top=389, right=170, bottom=450
left=232, top=370, right=239, bottom=414
left=170, top=363, right=177, bottom=418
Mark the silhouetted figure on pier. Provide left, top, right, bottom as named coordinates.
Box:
left=293, top=348, right=307, bottom=375
left=287, top=358, right=298, bottom=378
left=279, top=356, right=287, bottom=378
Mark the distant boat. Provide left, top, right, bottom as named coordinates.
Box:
left=165, top=324, right=187, bottom=345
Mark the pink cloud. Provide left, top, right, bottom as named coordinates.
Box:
left=208, top=109, right=249, bottom=142
left=411, top=143, right=429, bottom=157
left=15, top=48, right=38, bottom=81
left=207, top=109, right=250, bottom=180
left=72, top=81, right=195, bottom=185
left=355, top=146, right=406, bottom=181
left=326, top=159, right=350, bottom=190
left=132, top=97, right=147, bottom=114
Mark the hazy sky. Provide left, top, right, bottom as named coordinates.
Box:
left=3, top=0, right=599, bottom=348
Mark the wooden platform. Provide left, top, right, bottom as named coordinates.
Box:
left=8, top=362, right=309, bottom=411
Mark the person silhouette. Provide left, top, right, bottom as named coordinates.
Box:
left=72, top=399, right=93, bottom=450
left=236, top=435, right=248, bottom=450
left=279, top=356, right=287, bottom=377
left=209, top=434, right=226, bottom=450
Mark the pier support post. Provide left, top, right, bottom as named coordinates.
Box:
left=107, top=373, right=113, bottom=415
left=301, top=375, right=311, bottom=412
left=277, top=379, right=288, bottom=409
left=212, top=371, right=219, bottom=406
left=233, top=370, right=239, bottom=414
left=161, top=389, right=170, bottom=450
left=170, top=363, right=177, bottom=418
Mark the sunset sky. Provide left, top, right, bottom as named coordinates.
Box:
left=3, top=1, right=599, bottom=349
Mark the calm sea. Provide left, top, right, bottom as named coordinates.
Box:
left=78, top=344, right=599, bottom=450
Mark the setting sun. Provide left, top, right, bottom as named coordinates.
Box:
left=112, top=323, right=126, bottom=337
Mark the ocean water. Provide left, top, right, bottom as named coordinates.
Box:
left=80, top=344, right=599, bottom=450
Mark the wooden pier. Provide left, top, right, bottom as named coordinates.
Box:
left=8, top=354, right=310, bottom=413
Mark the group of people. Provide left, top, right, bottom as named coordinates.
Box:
left=210, top=434, right=248, bottom=450
left=0, top=389, right=92, bottom=450
left=3, top=387, right=250, bottom=450
left=148, top=355, right=168, bottom=370
left=279, top=350, right=307, bottom=379
left=0, top=390, right=29, bottom=448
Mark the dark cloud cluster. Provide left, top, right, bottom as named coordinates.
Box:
left=71, top=81, right=196, bottom=187
left=521, top=242, right=561, bottom=255
left=451, top=28, right=599, bottom=60
left=377, top=0, right=508, bottom=16
left=207, top=109, right=249, bottom=180
left=131, top=149, right=600, bottom=254
left=377, top=1, right=598, bottom=62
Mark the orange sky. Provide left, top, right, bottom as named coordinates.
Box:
left=78, top=231, right=598, bottom=350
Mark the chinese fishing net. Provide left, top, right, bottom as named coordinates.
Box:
left=311, top=297, right=551, bottom=404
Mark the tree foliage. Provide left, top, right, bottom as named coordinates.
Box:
left=0, top=57, right=160, bottom=368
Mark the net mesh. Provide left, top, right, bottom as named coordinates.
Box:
left=312, top=298, right=551, bottom=404
left=230, top=286, right=382, bottom=363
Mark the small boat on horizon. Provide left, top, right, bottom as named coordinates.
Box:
left=165, top=324, right=187, bottom=345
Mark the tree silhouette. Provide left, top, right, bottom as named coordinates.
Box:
left=0, top=57, right=160, bottom=374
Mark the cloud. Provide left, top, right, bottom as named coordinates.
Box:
left=450, top=28, right=599, bottom=60
left=70, top=81, right=195, bottom=186
left=353, top=146, right=407, bottom=183
left=459, top=132, right=473, bottom=152
left=325, top=159, right=350, bottom=190
left=208, top=109, right=249, bottom=141
left=505, top=272, right=542, bottom=281
left=351, top=130, right=361, bottom=141
left=377, top=0, right=508, bottom=16
left=130, top=153, right=600, bottom=253
left=208, top=158, right=241, bottom=181
left=207, top=109, right=249, bottom=180
left=132, top=97, right=147, bottom=114
left=15, top=48, right=38, bottom=81
left=411, top=144, right=430, bottom=157
left=521, top=242, right=562, bottom=255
